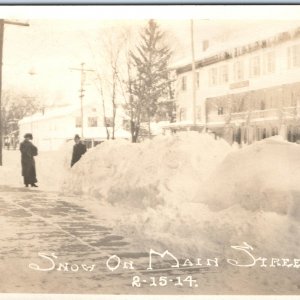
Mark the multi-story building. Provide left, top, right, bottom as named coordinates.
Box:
left=169, top=26, right=300, bottom=145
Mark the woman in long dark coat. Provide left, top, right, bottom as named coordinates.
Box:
left=20, top=133, right=38, bottom=187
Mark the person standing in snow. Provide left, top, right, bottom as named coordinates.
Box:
left=20, top=133, right=38, bottom=187
left=71, top=134, right=87, bottom=167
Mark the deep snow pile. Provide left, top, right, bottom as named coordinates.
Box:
left=188, top=137, right=300, bottom=257
left=2, top=135, right=300, bottom=292
left=62, top=134, right=300, bottom=261
left=4, top=134, right=300, bottom=261
left=62, top=132, right=231, bottom=208
left=201, top=137, right=300, bottom=216
left=114, top=137, right=300, bottom=260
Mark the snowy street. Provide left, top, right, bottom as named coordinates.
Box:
left=3, top=11, right=300, bottom=298
left=0, top=183, right=299, bottom=295
left=0, top=184, right=214, bottom=294
left=0, top=184, right=135, bottom=293
left=1, top=135, right=300, bottom=295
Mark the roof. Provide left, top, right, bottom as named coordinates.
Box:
left=18, top=105, right=81, bottom=125
left=171, top=23, right=300, bottom=74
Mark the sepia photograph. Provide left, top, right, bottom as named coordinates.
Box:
left=0, top=5, right=300, bottom=298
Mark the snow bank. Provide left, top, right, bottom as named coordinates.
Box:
left=113, top=137, right=300, bottom=260
left=62, top=132, right=231, bottom=208
left=4, top=134, right=300, bottom=261
left=62, top=135, right=300, bottom=262
left=201, top=137, right=300, bottom=218
left=61, top=132, right=235, bottom=256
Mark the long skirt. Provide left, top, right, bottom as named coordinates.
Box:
left=22, top=159, right=37, bottom=185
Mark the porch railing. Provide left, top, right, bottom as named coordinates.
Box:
left=207, top=106, right=300, bottom=124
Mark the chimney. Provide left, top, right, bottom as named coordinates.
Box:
left=202, top=40, right=209, bottom=52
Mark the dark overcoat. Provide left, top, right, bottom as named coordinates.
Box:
left=20, top=140, right=38, bottom=185
left=71, top=142, right=87, bottom=167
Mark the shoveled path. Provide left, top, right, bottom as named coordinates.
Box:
left=0, top=185, right=210, bottom=294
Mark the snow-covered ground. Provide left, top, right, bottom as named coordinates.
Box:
left=58, top=132, right=300, bottom=259
left=62, top=133, right=230, bottom=205
left=2, top=133, right=300, bottom=256
left=1, top=133, right=300, bottom=293
left=0, top=141, right=72, bottom=191
left=61, top=133, right=232, bottom=253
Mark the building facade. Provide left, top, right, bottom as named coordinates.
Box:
left=19, top=105, right=130, bottom=151
left=171, top=26, right=300, bottom=145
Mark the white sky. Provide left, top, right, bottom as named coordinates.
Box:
left=1, top=6, right=300, bottom=108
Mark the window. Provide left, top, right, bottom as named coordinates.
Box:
left=232, top=97, right=244, bottom=113
left=263, top=52, right=276, bottom=74
left=218, top=107, right=224, bottom=115
left=249, top=56, right=261, bottom=77
left=243, top=127, right=248, bottom=144
left=196, top=72, right=200, bottom=89
left=234, top=127, right=242, bottom=144
left=256, top=127, right=261, bottom=141
left=104, top=117, right=113, bottom=127
left=291, top=92, right=297, bottom=107
left=179, top=108, right=186, bottom=121
left=272, top=127, right=278, bottom=136
left=203, top=40, right=209, bottom=51
left=219, top=65, right=229, bottom=84
left=270, top=95, right=279, bottom=108
left=209, top=67, right=218, bottom=86
left=262, top=128, right=267, bottom=139
left=196, top=106, right=201, bottom=121
left=181, top=76, right=187, bottom=91
left=75, top=116, right=82, bottom=128
left=88, top=117, right=98, bottom=127
left=233, top=60, right=244, bottom=81
left=287, top=44, right=300, bottom=68
left=288, top=129, right=293, bottom=142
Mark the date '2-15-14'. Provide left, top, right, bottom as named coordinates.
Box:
left=132, top=275, right=199, bottom=288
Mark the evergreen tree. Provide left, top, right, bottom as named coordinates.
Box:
left=128, top=19, right=172, bottom=140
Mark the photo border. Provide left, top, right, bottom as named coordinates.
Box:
left=0, top=3, right=300, bottom=300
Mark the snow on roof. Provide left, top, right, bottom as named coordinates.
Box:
left=171, top=22, right=300, bottom=71
left=19, top=103, right=102, bottom=124
left=19, top=104, right=84, bottom=124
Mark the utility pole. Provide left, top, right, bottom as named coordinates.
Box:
left=190, top=19, right=197, bottom=127
left=70, top=63, right=95, bottom=138
left=0, top=19, right=29, bottom=166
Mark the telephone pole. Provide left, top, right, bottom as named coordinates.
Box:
left=0, top=19, right=29, bottom=166
left=70, top=63, right=95, bottom=138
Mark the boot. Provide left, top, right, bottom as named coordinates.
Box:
left=30, top=183, right=38, bottom=187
